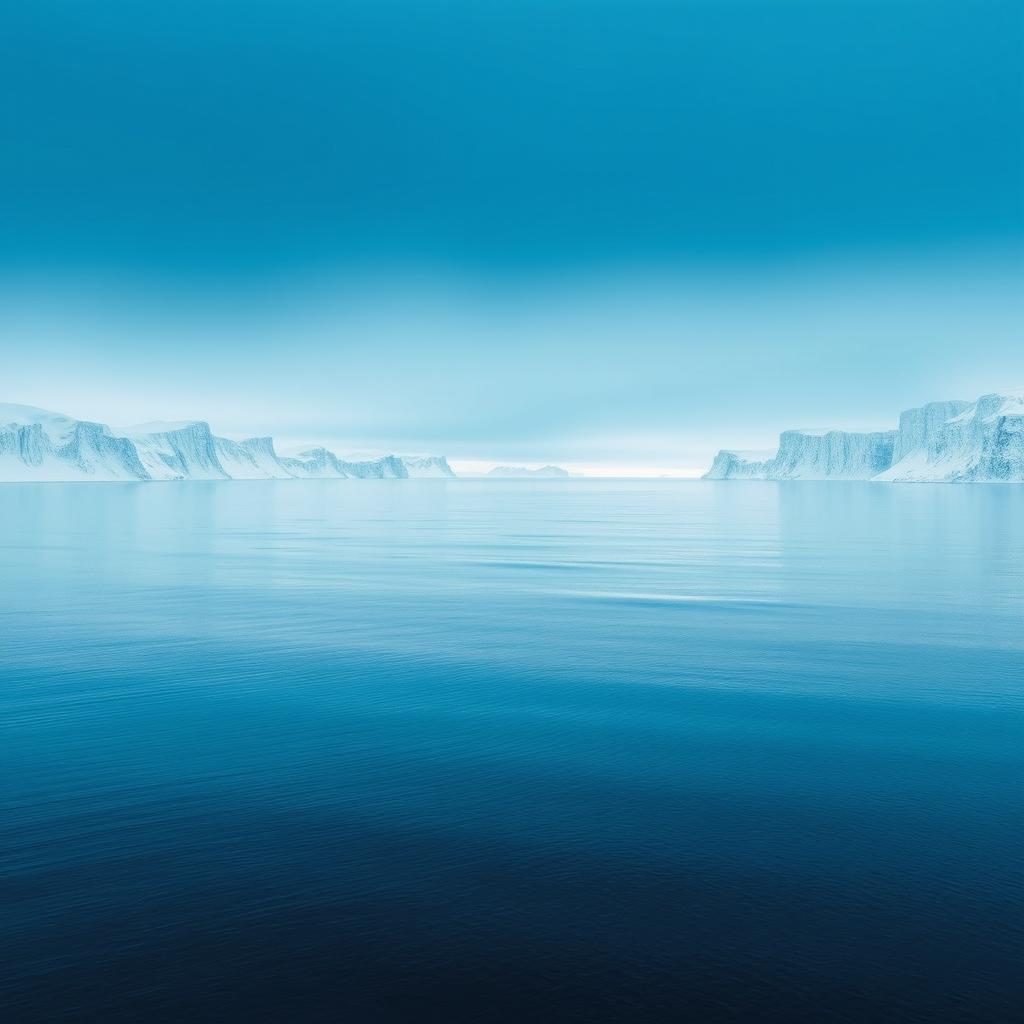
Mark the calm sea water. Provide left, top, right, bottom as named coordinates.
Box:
left=1, top=480, right=1022, bottom=1022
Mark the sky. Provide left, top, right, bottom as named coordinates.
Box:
left=1, top=0, right=1022, bottom=474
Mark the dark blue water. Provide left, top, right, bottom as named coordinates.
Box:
left=2, top=480, right=1022, bottom=1022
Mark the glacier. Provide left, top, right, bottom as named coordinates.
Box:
left=214, top=436, right=295, bottom=479
left=0, top=404, right=456, bottom=483
left=705, top=392, right=1024, bottom=482
left=401, top=455, right=458, bottom=479
left=126, top=421, right=229, bottom=480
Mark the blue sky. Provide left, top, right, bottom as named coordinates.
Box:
left=2, top=1, right=1022, bottom=473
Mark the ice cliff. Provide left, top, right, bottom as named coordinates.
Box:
left=126, top=421, right=229, bottom=480
left=705, top=392, right=1024, bottom=482
left=214, top=436, right=295, bottom=479
left=0, top=404, right=150, bottom=481
left=0, top=404, right=457, bottom=483
left=280, top=448, right=411, bottom=479
left=400, top=456, right=457, bottom=478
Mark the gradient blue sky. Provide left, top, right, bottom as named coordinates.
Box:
left=2, top=1, right=1022, bottom=473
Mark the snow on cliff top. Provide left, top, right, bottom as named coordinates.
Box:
left=122, top=420, right=207, bottom=435
left=0, top=403, right=106, bottom=444
left=948, top=391, right=1024, bottom=424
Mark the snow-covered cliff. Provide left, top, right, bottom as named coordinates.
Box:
left=705, top=392, right=1024, bottom=482
left=214, top=436, right=294, bottom=479
left=337, top=454, right=409, bottom=479
left=876, top=393, right=1024, bottom=482
left=125, top=422, right=229, bottom=480
left=704, top=429, right=895, bottom=480
left=0, top=404, right=151, bottom=480
left=0, top=404, right=457, bottom=483
left=401, top=455, right=456, bottom=478
left=275, top=447, right=404, bottom=478
left=767, top=429, right=896, bottom=480
left=889, top=401, right=972, bottom=464
left=704, top=450, right=772, bottom=480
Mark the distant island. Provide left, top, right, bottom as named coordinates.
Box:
left=0, top=404, right=455, bottom=481
left=705, top=391, right=1024, bottom=482
left=486, top=465, right=570, bottom=478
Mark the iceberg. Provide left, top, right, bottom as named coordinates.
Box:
left=279, top=448, right=410, bottom=479
left=705, top=392, right=1024, bottom=482
left=703, top=450, right=773, bottom=480
left=338, top=455, right=408, bottom=480
left=0, top=403, right=457, bottom=483
left=0, top=404, right=150, bottom=481
left=400, top=455, right=456, bottom=478
left=124, top=421, right=229, bottom=480
left=213, top=436, right=295, bottom=479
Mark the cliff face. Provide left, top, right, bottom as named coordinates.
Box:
left=768, top=430, right=896, bottom=480
left=877, top=393, right=1024, bottom=482
left=280, top=450, right=410, bottom=479
left=0, top=407, right=151, bottom=480
left=336, top=455, right=409, bottom=479
left=214, top=436, right=294, bottom=479
left=402, top=456, right=456, bottom=478
left=890, top=401, right=972, bottom=463
left=705, top=392, right=1024, bottom=483
left=59, top=421, right=151, bottom=479
left=704, top=431, right=895, bottom=480
left=704, top=451, right=771, bottom=480
left=967, top=397, right=1024, bottom=482
left=280, top=448, right=351, bottom=478
left=0, top=404, right=457, bottom=482
left=126, top=422, right=229, bottom=480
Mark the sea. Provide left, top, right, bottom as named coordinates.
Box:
left=1, top=479, right=1021, bottom=1022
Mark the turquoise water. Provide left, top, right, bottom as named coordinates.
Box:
left=1, top=480, right=1022, bottom=1022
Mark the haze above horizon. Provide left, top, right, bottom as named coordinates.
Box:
left=2, top=1, right=1022, bottom=473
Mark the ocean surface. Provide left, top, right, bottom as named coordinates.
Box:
left=1, top=480, right=1022, bottom=1022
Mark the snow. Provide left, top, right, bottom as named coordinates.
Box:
left=878, top=393, right=1024, bottom=482
left=0, top=404, right=457, bottom=483
left=705, top=392, right=1024, bottom=483
left=0, top=403, right=93, bottom=447
left=400, top=456, right=456, bottom=478
left=123, top=420, right=204, bottom=433
left=214, top=436, right=295, bottom=479
left=0, top=405, right=151, bottom=481
left=125, top=422, right=228, bottom=480
left=704, top=451, right=772, bottom=480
